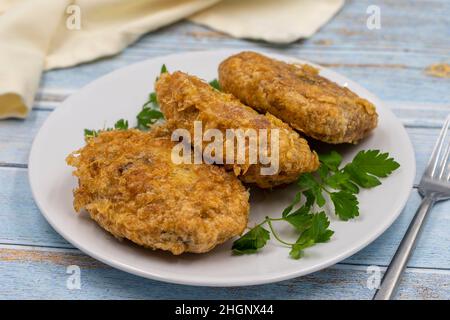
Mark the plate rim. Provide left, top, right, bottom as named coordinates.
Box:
left=28, top=49, right=416, bottom=287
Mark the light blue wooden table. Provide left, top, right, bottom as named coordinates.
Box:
left=0, top=0, right=449, bottom=299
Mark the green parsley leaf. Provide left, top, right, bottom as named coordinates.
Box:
left=84, top=119, right=128, bottom=138
left=308, top=212, right=334, bottom=243
left=232, top=225, right=270, bottom=254
left=136, top=107, right=164, bottom=130
left=319, top=151, right=342, bottom=172
left=285, top=207, right=313, bottom=231
left=343, top=150, right=400, bottom=188
left=314, top=187, right=326, bottom=207
left=83, top=64, right=168, bottom=138
left=156, top=64, right=168, bottom=81
left=137, top=92, right=164, bottom=130
left=317, top=164, right=329, bottom=180
left=298, top=173, right=326, bottom=207
left=230, top=149, right=398, bottom=259
left=303, top=189, right=316, bottom=208
left=142, top=92, right=158, bottom=108
left=289, top=239, right=315, bottom=259
left=330, top=191, right=359, bottom=221
left=114, top=119, right=129, bottom=130
left=289, top=212, right=334, bottom=259
left=149, top=92, right=158, bottom=104
left=209, top=79, right=221, bottom=91
left=84, top=128, right=98, bottom=138
left=297, top=173, right=318, bottom=189
left=344, top=164, right=380, bottom=188
left=282, top=192, right=302, bottom=217
left=351, top=150, right=400, bottom=178
left=325, top=171, right=359, bottom=194
left=289, top=247, right=302, bottom=259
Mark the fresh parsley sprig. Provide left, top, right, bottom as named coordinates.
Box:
left=232, top=209, right=334, bottom=260
left=84, top=65, right=220, bottom=137
left=136, top=92, right=164, bottom=130
left=232, top=149, right=400, bottom=259
left=84, top=66, right=168, bottom=137
left=84, top=119, right=129, bottom=138
left=131, top=65, right=168, bottom=131
left=318, top=150, right=400, bottom=220
left=209, top=79, right=221, bottom=91
left=84, top=93, right=163, bottom=137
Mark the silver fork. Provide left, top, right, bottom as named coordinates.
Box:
left=373, top=115, right=450, bottom=300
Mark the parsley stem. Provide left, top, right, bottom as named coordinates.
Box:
left=321, top=186, right=332, bottom=194
left=243, top=216, right=286, bottom=233
left=266, top=218, right=296, bottom=247
left=266, top=217, right=285, bottom=222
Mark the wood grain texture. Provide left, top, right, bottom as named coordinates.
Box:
left=0, top=103, right=447, bottom=166
left=0, top=246, right=449, bottom=300
left=0, top=156, right=448, bottom=270
left=0, top=0, right=449, bottom=299
left=36, top=0, right=450, bottom=104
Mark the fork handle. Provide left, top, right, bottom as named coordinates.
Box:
left=373, top=195, right=436, bottom=300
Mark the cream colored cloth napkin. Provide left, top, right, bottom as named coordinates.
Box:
left=0, top=0, right=343, bottom=119
left=191, top=0, right=344, bottom=43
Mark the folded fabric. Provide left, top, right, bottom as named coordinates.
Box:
left=0, top=0, right=68, bottom=118
left=0, top=0, right=343, bottom=119
left=190, top=0, right=344, bottom=44
left=0, top=0, right=220, bottom=119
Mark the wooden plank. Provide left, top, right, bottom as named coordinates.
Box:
left=345, top=190, right=450, bottom=267
left=0, top=0, right=449, bottom=299
left=0, top=137, right=449, bottom=270
left=0, top=109, right=49, bottom=166
left=33, top=0, right=449, bottom=104
left=0, top=246, right=448, bottom=299
left=1, top=103, right=448, bottom=165
left=128, top=0, right=450, bottom=54
left=38, top=42, right=450, bottom=105
left=387, top=102, right=450, bottom=128
left=0, top=167, right=71, bottom=248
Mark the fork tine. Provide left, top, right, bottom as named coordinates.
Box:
left=438, top=141, right=450, bottom=180
left=427, top=115, right=450, bottom=177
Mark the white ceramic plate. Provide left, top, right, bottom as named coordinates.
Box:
left=29, top=50, right=415, bottom=287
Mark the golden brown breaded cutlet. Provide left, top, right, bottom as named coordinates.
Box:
left=219, top=51, right=378, bottom=144
left=155, top=71, right=319, bottom=188
left=66, top=128, right=249, bottom=255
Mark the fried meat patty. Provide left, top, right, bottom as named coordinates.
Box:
left=66, top=129, right=249, bottom=255
left=155, top=71, right=319, bottom=188
left=219, top=51, right=378, bottom=144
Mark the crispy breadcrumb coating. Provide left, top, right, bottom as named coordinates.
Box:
left=66, top=128, right=249, bottom=255
left=219, top=51, right=378, bottom=144
left=155, top=71, right=319, bottom=188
